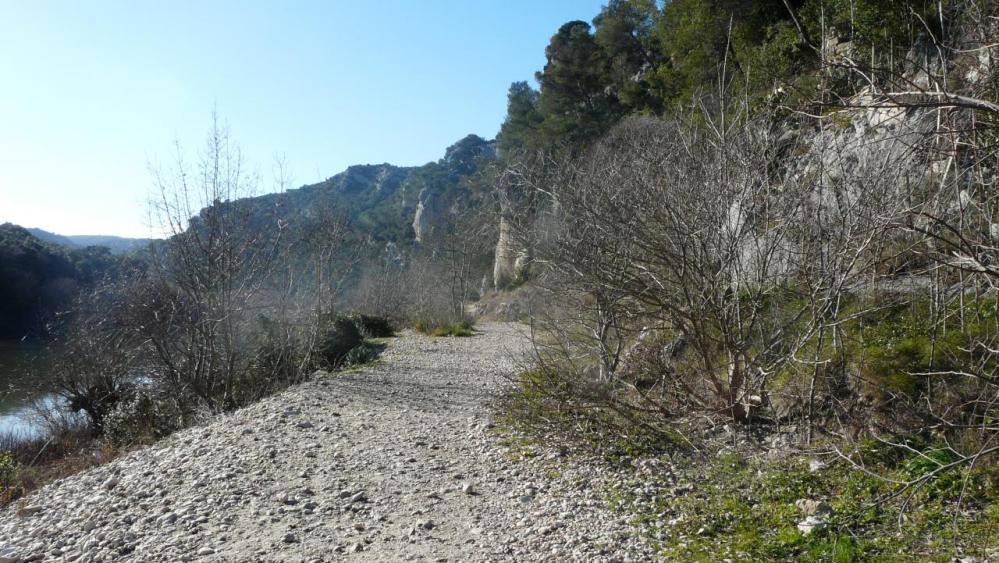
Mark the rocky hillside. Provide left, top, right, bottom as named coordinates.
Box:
left=227, top=134, right=496, bottom=249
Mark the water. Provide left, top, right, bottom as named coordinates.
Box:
left=0, top=340, right=55, bottom=440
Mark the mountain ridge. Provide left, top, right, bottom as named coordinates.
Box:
left=26, top=228, right=154, bottom=255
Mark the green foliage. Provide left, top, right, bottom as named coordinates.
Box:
left=0, top=223, right=133, bottom=340
left=0, top=223, right=124, bottom=339
left=497, top=81, right=543, bottom=155
left=317, top=315, right=364, bottom=369
left=352, top=314, right=396, bottom=338
left=851, top=298, right=997, bottom=401
left=503, top=364, right=682, bottom=461
left=497, top=0, right=960, bottom=154
left=102, top=393, right=182, bottom=446
left=800, top=0, right=941, bottom=56
left=341, top=342, right=378, bottom=367
left=431, top=323, right=474, bottom=337
left=604, top=453, right=999, bottom=561
left=535, top=20, right=625, bottom=146
left=0, top=452, right=17, bottom=501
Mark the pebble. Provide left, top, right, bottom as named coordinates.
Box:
left=0, top=325, right=655, bottom=561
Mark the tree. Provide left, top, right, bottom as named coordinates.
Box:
left=142, top=112, right=281, bottom=411
left=536, top=21, right=622, bottom=146
left=593, top=0, right=662, bottom=112
left=47, top=282, right=144, bottom=435
left=498, top=81, right=544, bottom=155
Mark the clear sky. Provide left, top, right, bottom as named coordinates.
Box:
left=0, top=0, right=605, bottom=238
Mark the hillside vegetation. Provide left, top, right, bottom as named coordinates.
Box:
left=488, top=0, right=999, bottom=560
left=0, top=224, right=131, bottom=339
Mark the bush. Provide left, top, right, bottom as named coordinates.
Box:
left=102, top=392, right=183, bottom=447
left=341, top=343, right=378, bottom=367
left=353, top=314, right=395, bottom=338
left=433, top=322, right=475, bottom=337
left=316, top=315, right=364, bottom=368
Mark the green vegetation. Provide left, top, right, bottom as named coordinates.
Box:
left=414, top=318, right=475, bottom=338
left=316, top=315, right=365, bottom=369
left=0, top=223, right=133, bottom=339
left=492, top=1, right=999, bottom=554
left=495, top=413, right=997, bottom=561
left=229, top=134, right=496, bottom=252
left=0, top=451, right=16, bottom=505
left=607, top=449, right=998, bottom=561
left=497, top=0, right=951, bottom=153
left=352, top=314, right=396, bottom=338
left=4, top=0, right=995, bottom=552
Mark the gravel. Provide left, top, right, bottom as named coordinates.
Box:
left=0, top=323, right=656, bottom=562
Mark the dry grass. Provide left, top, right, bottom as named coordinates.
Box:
left=0, top=424, right=121, bottom=508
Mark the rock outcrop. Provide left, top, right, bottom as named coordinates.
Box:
left=412, top=188, right=442, bottom=243
left=492, top=215, right=530, bottom=290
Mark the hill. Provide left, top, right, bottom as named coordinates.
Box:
left=227, top=134, right=496, bottom=249
left=0, top=224, right=125, bottom=339
left=26, top=228, right=153, bottom=255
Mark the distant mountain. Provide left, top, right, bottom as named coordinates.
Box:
left=222, top=134, right=496, bottom=248
left=25, top=228, right=76, bottom=248
left=27, top=228, right=153, bottom=255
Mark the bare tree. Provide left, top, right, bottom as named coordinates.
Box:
left=512, top=108, right=916, bottom=434
left=46, top=282, right=145, bottom=435
left=141, top=112, right=282, bottom=412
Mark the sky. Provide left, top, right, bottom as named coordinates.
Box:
left=0, top=0, right=605, bottom=238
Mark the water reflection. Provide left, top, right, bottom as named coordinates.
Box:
left=0, top=340, right=63, bottom=440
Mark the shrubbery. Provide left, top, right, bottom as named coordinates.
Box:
left=352, top=314, right=396, bottom=338
left=102, top=392, right=183, bottom=446
left=316, top=315, right=365, bottom=368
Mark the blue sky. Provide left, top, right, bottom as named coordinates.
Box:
left=0, top=0, right=605, bottom=237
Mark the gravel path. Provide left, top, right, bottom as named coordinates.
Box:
left=1, top=323, right=654, bottom=562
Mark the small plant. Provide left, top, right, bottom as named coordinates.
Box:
left=102, top=393, right=182, bottom=446
left=432, top=322, right=475, bottom=337
left=0, top=451, right=19, bottom=504
left=415, top=318, right=475, bottom=337
left=342, top=343, right=378, bottom=367
left=904, top=447, right=960, bottom=479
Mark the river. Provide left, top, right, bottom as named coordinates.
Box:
left=0, top=340, right=58, bottom=440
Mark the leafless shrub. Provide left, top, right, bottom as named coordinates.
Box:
left=43, top=282, right=146, bottom=435
left=510, top=108, right=923, bottom=445
left=797, top=0, right=999, bottom=479
left=141, top=114, right=284, bottom=412
left=350, top=259, right=410, bottom=322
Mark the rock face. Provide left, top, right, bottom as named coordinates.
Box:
left=412, top=188, right=442, bottom=243
left=493, top=215, right=530, bottom=290
left=0, top=324, right=654, bottom=562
